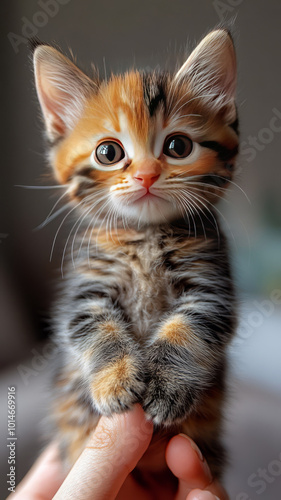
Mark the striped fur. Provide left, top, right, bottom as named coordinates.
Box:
left=33, top=29, right=238, bottom=479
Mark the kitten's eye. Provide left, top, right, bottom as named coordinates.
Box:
left=163, top=135, right=193, bottom=159
left=95, top=141, right=125, bottom=165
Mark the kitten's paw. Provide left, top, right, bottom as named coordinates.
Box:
left=91, top=354, right=145, bottom=415
left=143, top=344, right=198, bottom=425
left=143, top=377, right=192, bottom=426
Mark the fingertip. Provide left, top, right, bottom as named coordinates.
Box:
left=124, top=404, right=154, bottom=435
left=100, top=404, right=153, bottom=446
left=187, top=489, right=220, bottom=500
left=166, top=434, right=212, bottom=490
left=166, top=434, right=207, bottom=480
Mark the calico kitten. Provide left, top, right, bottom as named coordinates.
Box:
left=32, top=29, right=238, bottom=479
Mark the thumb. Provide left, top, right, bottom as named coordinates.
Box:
left=53, top=404, right=153, bottom=500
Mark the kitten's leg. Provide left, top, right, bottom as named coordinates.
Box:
left=60, top=290, right=145, bottom=415
left=143, top=298, right=235, bottom=425
left=51, top=364, right=100, bottom=467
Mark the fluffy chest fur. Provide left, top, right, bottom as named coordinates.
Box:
left=63, top=217, right=232, bottom=345
left=76, top=228, right=177, bottom=339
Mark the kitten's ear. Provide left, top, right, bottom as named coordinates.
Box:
left=175, top=29, right=237, bottom=122
left=33, top=45, right=94, bottom=141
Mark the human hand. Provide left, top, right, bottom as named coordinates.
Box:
left=8, top=405, right=228, bottom=499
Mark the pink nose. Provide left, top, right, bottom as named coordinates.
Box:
left=133, top=172, right=160, bottom=189
left=132, top=160, right=161, bottom=189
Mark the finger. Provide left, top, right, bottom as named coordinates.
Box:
left=166, top=434, right=212, bottom=498
left=166, top=434, right=228, bottom=500
left=186, top=490, right=220, bottom=500
left=53, top=404, right=153, bottom=500
left=8, top=442, right=66, bottom=500
left=187, top=478, right=229, bottom=499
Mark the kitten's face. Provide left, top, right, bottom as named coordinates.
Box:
left=33, top=30, right=239, bottom=227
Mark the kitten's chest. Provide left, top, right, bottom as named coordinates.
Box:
left=82, top=226, right=213, bottom=338
left=122, top=239, right=176, bottom=337
left=84, top=229, right=179, bottom=337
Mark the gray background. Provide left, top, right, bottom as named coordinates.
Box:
left=1, top=1, right=281, bottom=499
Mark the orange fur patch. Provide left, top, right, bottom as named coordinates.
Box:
left=53, top=72, right=150, bottom=183
left=158, top=314, right=191, bottom=345
left=100, top=320, right=119, bottom=336
left=91, top=355, right=134, bottom=401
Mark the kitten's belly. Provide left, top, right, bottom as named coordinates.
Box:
left=122, top=267, right=175, bottom=339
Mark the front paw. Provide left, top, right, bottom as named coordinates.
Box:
left=91, top=354, right=145, bottom=415
left=143, top=344, right=198, bottom=425
left=143, top=377, right=192, bottom=426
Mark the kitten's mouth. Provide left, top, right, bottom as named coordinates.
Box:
left=131, top=191, right=167, bottom=207
left=133, top=188, right=165, bottom=202
left=140, top=192, right=158, bottom=199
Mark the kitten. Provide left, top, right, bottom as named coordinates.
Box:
left=32, top=28, right=238, bottom=479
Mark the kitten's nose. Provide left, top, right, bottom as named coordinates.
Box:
left=132, top=161, right=161, bottom=189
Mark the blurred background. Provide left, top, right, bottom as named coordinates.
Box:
left=1, top=0, right=281, bottom=498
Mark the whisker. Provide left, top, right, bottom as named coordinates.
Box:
left=184, top=190, right=219, bottom=243
left=60, top=192, right=105, bottom=275
left=106, top=203, right=117, bottom=242
left=169, top=190, right=197, bottom=238
left=50, top=194, right=94, bottom=262
left=184, top=180, right=226, bottom=193
left=187, top=190, right=235, bottom=248
left=178, top=191, right=205, bottom=239
left=200, top=175, right=251, bottom=205
left=71, top=191, right=108, bottom=267
left=187, top=185, right=228, bottom=204
left=36, top=188, right=70, bottom=230
left=189, top=185, right=251, bottom=257
left=171, top=191, right=191, bottom=231
left=60, top=206, right=91, bottom=277
left=15, top=184, right=68, bottom=189
left=35, top=202, right=72, bottom=231
left=76, top=194, right=109, bottom=261
left=87, top=197, right=113, bottom=268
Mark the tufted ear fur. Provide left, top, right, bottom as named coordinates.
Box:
left=175, top=29, right=237, bottom=122
left=33, top=45, right=94, bottom=141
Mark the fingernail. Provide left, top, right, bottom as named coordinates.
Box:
left=192, top=492, right=220, bottom=500
left=178, top=434, right=213, bottom=483
left=178, top=433, right=204, bottom=461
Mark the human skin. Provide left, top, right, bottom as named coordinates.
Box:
left=8, top=405, right=228, bottom=500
